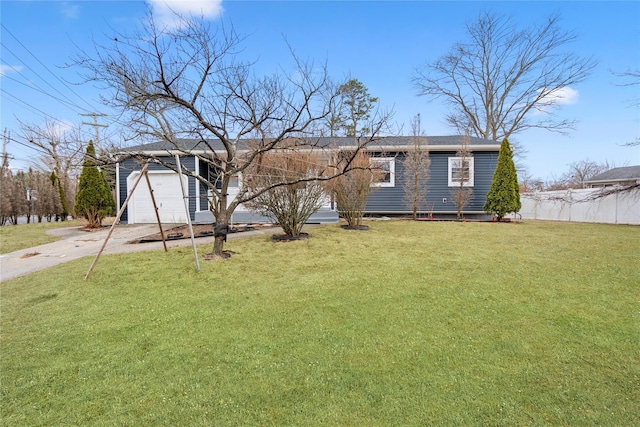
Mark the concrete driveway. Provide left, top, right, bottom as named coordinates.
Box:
left=0, top=223, right=279, bottom=282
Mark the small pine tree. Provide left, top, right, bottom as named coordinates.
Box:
left=75, top=141, right=115, bottom=228
left=484, top=138, right=521, bottom=221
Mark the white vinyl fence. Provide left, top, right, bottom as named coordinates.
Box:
left=518, top=187, right=640, bottom=225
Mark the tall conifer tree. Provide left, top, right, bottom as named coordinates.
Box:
left=484, top=138, right=521, bottom=221
left=75, top=141, right=115, bottom=228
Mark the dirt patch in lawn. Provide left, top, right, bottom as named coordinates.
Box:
left=21, top=251, right=41, bottom=258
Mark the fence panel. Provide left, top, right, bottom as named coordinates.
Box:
left=519, top=188, right=640, bottom=225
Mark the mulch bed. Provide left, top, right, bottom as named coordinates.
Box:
left=131, top=223, right=272, bottom=244
left=340, top=224, right=370, bottom=231
left=271, top=232, right=309, bottom=242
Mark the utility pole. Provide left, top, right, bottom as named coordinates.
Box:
left=81, top=113, right=108, bottom=153
left=2, top=128, right=10, bottom=169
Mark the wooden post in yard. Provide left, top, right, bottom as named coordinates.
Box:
left=143, top=170, right=168, bottom=252
left=175, top=154, right=200, bottom=272
left=84, top=162, right=167, bottom=280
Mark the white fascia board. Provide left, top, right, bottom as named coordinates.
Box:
left=586, top=178, right=639, bottom=185
left=125, top=144, right=501, bottom=157
left=335, top=144, right=501, bottom=152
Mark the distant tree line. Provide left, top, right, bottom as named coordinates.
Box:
left=519, top=159, right=618, bottom=193
left=0, top=164, right=77, bottom=225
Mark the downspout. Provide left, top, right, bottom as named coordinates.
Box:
left=115, top=161, right=120, bottom=212
left=194, top=157, right=200, bottom=215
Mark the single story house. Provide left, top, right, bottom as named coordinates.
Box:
left=115, top=136, right=501, bottom=224
left=585, top=165, right=640, bottom=188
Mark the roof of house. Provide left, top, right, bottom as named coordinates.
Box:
left=122, top=135, right=500, bottom=154
left=586, top=165, right=640, bottom=184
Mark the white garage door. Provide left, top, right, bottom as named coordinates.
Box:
left=127, top=171, right=188, bottom=224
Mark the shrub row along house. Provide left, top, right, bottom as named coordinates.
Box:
left=116, top=135, right=500, bottom=224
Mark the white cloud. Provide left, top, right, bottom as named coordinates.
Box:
left=539, top=86, right=579, bottom=105
left=534, top=86, right=579, bottom=114
left=147, top=0, right=223, bottom=29
left=50, top=120, right=75, bottom=136
left=0, top=64, right=23, bottom=77
left=60, top=2, right=80, bottom=19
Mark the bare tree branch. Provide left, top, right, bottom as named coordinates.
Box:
left=413, top=12, right=597, bottom=146
left=73, top=11, right=392, bottom=257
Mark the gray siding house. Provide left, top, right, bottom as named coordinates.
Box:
left=585, top=165, right=640, bottom=188
left=116, top=136, right=500, bottom=224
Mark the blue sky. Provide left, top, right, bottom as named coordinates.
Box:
left=1, top=0, right=639, bottom=181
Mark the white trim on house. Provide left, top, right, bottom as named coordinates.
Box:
left=115, top=162, right=120, bottom=209
left=371, top=157, right=395, bottom=187
left=194, top=158, right=200, bottom=213
left=448, top=157, right=475, bottom=187
left=125, top=144, right=502, bottom=158
left=340, top=144, right=501, bottom=153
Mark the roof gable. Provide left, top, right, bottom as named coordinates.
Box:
left=587, top=165, right=640, bottom=183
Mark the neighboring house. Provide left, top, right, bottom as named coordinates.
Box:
left=585, top=165, right=640, bottom=188
left=116, top=136, right=500, bottom=224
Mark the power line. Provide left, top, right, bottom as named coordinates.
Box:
left=4, top=134, right=52, bottom=158
left=1, top=23, right=100, bottom=113
left=0, top=88, right=67, bottom=124
left=4, top=75, right=86, bottom=112
left=0, top=42, right=88, bottom=112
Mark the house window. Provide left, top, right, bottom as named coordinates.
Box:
left=372, top=157, right=395, bottom=187
left=228, top=174, right=239, bottom=188
left=448, top=157, right=474, bottom=187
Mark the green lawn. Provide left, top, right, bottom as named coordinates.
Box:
left=1, top=221, right=638, bottom=425
left=0, top=219, right=81, bottom=254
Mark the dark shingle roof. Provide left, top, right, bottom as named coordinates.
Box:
left=123, top=135, right=499, bottom=153
left=587, top=165, right=640, bottom=183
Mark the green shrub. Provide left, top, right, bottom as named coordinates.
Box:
left=74, top=141, right=115, bottom=228
left=484, top=138, right=521, bottom=220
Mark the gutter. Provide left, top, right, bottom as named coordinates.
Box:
left=119, top=144, right=502, bottom=157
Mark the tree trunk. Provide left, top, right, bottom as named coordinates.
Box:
left=212, top=233, right=226, bottom=256
left=53, top=171, right=69, bottom=221
left=211, top=198, right=230, bottom=258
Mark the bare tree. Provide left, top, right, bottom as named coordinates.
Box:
left=564, top=159, right=615, bottom=189
left=450, top=135, right=474, bottom=219
left=29, top=169, right=58, bottom=222
left=614, top=68, right=640, bottom=108
left=0, top=147, right=13, bottom=225
left=413, top=12, right=596, bottom=144
left=329, top=151, right=380, bottom=229
left=74, top=11, right=391, bottom=257
left=518, top=170, right=545, bottom=193
left=244, top=148, right=329, bottom=237
left=613, top=68, right=640, bottom=147
left=525, top=159, right=640, bottom=203
left=19, top=120, right=84, bottom=220
left=543, top=159, right=615, bottom=190
left=13, top=171, right=29, bottom=222
left=402, top=113, right=430, bottom=219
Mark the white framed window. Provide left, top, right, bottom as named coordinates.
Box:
left=448, top=157, right=474, bottom=187
left=372, top=157, right=395, bottom=187
left=227, top=174, right=240, bottom=188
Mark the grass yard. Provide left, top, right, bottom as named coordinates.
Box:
left=0, top=219, right=81, bottom=254
left=1, top=220, right=638, bottom=425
